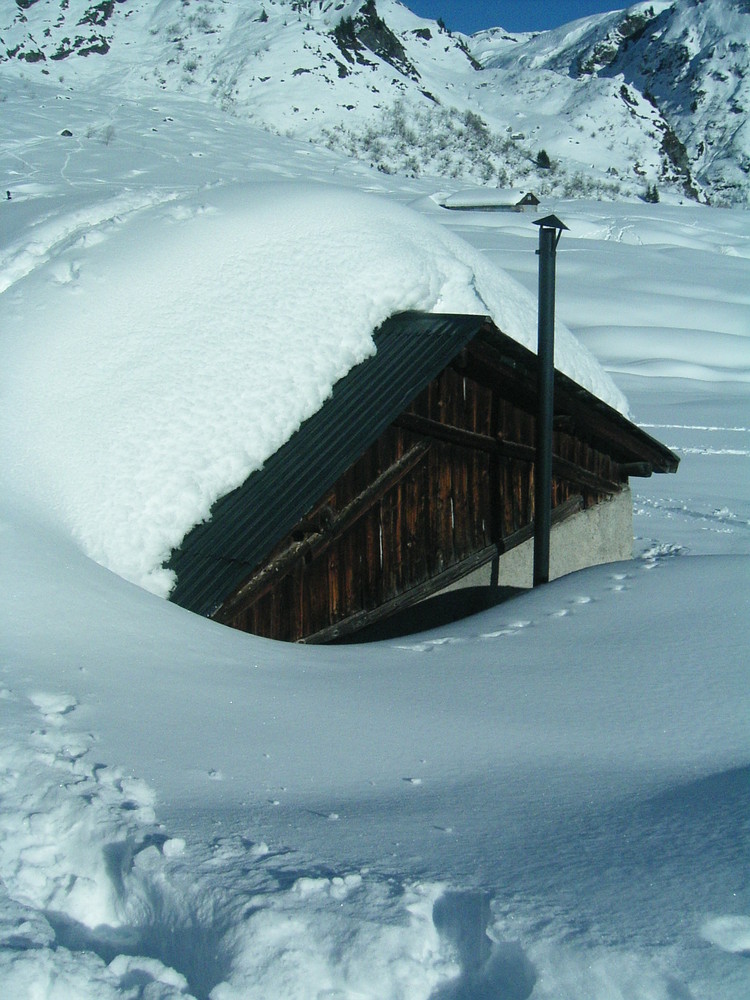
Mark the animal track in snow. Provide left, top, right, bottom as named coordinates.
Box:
left=396, top=636, right=465, bottom=652
left=480, top=619, right=532, bottom=639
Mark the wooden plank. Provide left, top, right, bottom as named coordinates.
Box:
left=306, top=490, right=589, bottom=643
left=452, top=446, right=470, bottom=558
left=302, top=544, right=501, bottom=644
left=328, top=547, right=340, bottom=623
left=215, top=440, right=431, bottom=620
left=379, top=425, right=404, bottom=599
left=436, top=443, right=454, bottom=574
left=408, top=449, right=429, bottom=584
left=395, top=411, right=498, bottom=453
left=426, top=441, right=442, bottom=576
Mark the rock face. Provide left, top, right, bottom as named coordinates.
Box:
left=2, top=0, right=748, bottom=205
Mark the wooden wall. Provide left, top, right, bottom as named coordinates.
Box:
left=214, top=352, right=622, bottom=643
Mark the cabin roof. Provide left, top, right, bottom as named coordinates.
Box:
left=441, top=189, right=540, bottom=210
left=168, top=311, right=678, bottom=618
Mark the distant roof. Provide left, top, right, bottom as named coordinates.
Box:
left=441, top=189, right=540, bottom=209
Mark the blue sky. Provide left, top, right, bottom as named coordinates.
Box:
left=402, top=1, right=626, bottom=34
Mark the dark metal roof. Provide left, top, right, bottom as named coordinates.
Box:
left=468, top=323, right=681, bottom=473
left=167, top=311, right=678, bottom=617
left=168, top=312, right=486, bottom=616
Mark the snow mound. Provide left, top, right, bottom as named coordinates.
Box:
left=701, top=915, right=750, bottom=956
left=0, top=182, right=626, bottom=597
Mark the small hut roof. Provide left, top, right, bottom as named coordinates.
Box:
left=441, top=188, right=540, bottom=210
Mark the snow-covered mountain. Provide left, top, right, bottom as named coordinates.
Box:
left=2, top=0, right=748, bottom=202
left=2, top=3, right=750, bottom=997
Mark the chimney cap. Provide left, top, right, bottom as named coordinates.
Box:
left=533, top=214, right=569, bottom=231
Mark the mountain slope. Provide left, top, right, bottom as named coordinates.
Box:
left=473, top=0, right=749, bottom=204
left=2, top=0, right=748, bottom=205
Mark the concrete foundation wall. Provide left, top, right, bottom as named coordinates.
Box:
left=439, top=487, right=634, bottom=594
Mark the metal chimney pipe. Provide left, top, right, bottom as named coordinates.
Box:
left=532, top=215, right=568, bottom=586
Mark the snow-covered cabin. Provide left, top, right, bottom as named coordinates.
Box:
left=0, top=184, right=677, bottom=643
left=168, top=310, right=677, bottom=642
left=441, top=189, right=541, bottom=212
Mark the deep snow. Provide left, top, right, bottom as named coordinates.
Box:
left=0, top=80, right=748, bottom=1000
left=0, top=170, right=624, bottom=599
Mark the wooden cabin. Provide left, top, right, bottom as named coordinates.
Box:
left=441, top=190, right=541, bottom=212
left=167, top=312, right=678, bottom=642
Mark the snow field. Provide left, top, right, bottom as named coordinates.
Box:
left=0, top=75, right=748, bottom=1000
left=1, top=489, right=748, bottom=997
left=2, top=675, right=743, bottom=1000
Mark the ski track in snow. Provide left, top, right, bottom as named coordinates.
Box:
left=0, top=191, right=183, bottom=295
left=630, top=418, right=750, bottom=552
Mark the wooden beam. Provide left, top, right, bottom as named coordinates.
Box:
left=395, top=411, right=498, bottom=453
left=493, top=438, right=620, bottom=495
left=316, top=439, right=431, bottom=554
left=497, top=495, right=583, bottom=552
left=397, top=411, right=621, bottom=495
left=620, top=462, right=653, bottom=478
left=302, top=544, right=500, bottom=643
left=215, top=440, right=431, bottom=620
left=303, top=494, right=587, bottom=644
left=552, top=454, right=621, bottom=495
left=464, top=335, right=678, bottom=472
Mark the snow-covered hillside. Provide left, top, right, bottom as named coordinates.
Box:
left=2, top=0, right=749, bottom=205
left=473, top=0, right=750, bottom=206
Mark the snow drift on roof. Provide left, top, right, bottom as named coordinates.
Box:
left=0, top=183, right=628, bottom=597
left=441, top=188, right=536, bottom=209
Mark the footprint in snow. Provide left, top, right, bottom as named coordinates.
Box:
left=396, top=636, right=464, bottom=653
left=162, top=837, right=186, bottom=858
left=29, top=691, right=77, bottom=720
left=701, top=915, right=750, bottom=955
left=480, top=619, right=532, bottom=639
